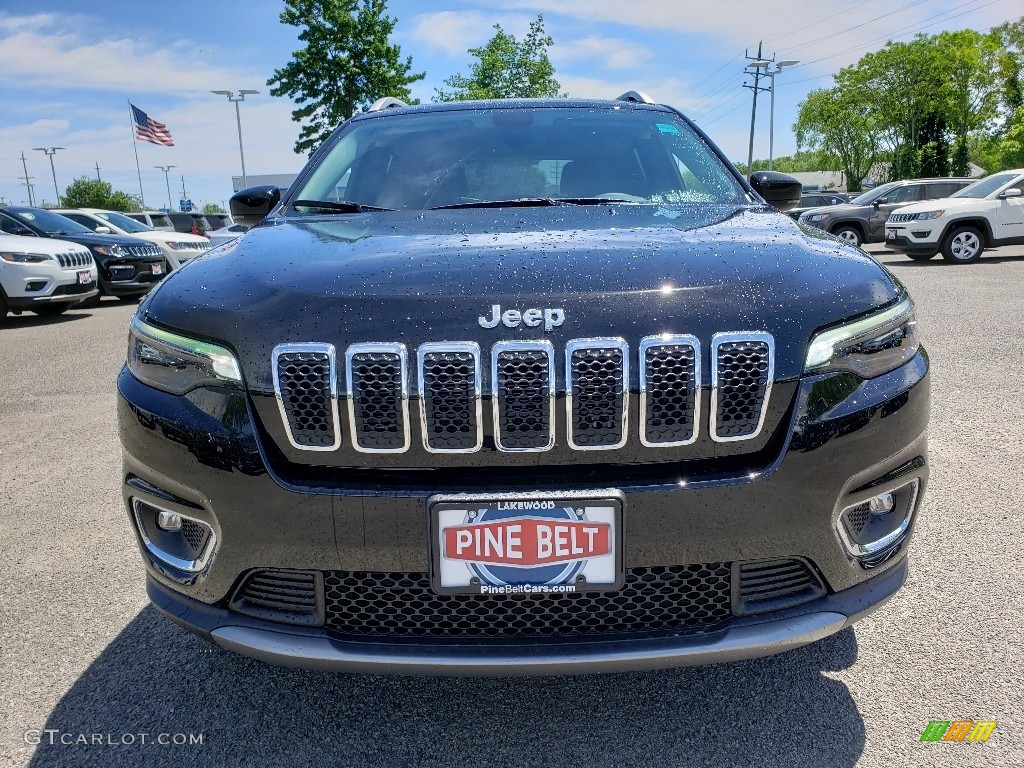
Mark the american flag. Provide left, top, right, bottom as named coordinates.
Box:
left=131, top=104, right=174, bottom=146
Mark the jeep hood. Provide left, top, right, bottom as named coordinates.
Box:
left=141, top=205, right=901, bottom=390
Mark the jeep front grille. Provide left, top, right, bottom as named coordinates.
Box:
left=272, top=335, right=775, bottom=453
left=888, top=213, right=915, bottom=223
left=55, top=251, right=92, bottom=269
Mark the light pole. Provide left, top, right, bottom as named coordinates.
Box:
left=767, top=60, right=800, bottom=171
left=212, top=89, right=259, bottom=190
left=33, top=147, right=65, bottom=207
left=155, top=165, right=176, bottom=211
left=744, top=52, right=770, bottom=178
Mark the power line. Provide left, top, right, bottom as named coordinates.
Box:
left=765, top=0, right=880, bottom=45
left=778, top=0, right=931, bottom=57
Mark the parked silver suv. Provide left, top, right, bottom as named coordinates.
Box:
left=798, top=178, right=973, bottom=246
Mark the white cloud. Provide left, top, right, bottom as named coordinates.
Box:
left=551, top=36, right=653, bottom=70
left=408, top=10, right=536, bottom=58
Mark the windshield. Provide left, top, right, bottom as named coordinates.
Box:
left=97, top=211, right=152, bottom=233
left=12, top=208, right=93, bottom=235
left=952, top=173, right=1020, bottom=199
left=293, top=106, right=747, bottom=211
left=850, top=182, right=899, bottom=205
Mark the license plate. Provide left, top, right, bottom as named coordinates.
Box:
left=886, top=229, right=896, bottom=240
left=77, top=270, right=92, bottom=285
left=430, top=494, right=623, bottom=595
left=151, top=263, right=164, bottom=275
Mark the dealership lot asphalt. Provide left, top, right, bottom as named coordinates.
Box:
left=1, top=243, right=1022, bottom=768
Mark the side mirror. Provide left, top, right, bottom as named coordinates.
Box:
left=1000, top=188, right=1022, bottom=198
left=230, top=185, right=281, bottom=227
left=748, top=171, right=802, bottom=211
left=94, top=226, right=112, bottom=234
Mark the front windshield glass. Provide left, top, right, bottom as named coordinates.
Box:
left=97, top=211, right=152, bottom=233
left=850, top=182, right=899, bottom=206
left=13, top=208, right=92, bottom=235
left=952, top=173, right=1020, bottom=199
left=293, top=106, right=748, bottom=211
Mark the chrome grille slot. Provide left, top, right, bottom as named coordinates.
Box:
left=640, top=335, right=700, bottom=447
left=272, top=344, right=341, bottom=451
left=492, top=341, right=555, bottom=452
left=346, top=343, right=409, bottom=453
left=566, top=338, right=628, bottom=450
left=711, top=332, right=774, bottom=442
left=418, top=342, right=482, bottom=453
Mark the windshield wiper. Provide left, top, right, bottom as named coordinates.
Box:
left=428, top=198, right=577, bottom=210
left=292, top=199, right=395, bottom=213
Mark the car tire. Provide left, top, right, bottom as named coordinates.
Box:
left=941, top=226, right=984, bottom=264
left=32, top=303, right=71, bottom=317
left=832, top=226, right=862, bottom=247
left=907, top=252, right=936, bottom=262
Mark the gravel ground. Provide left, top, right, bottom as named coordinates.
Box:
left=1, top=244, right=1022, bottom=768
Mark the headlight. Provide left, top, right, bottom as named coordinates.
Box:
left=912, top=210, right=943, bottom=220
left=0, top=252, right=52, bottom=263
left=804, top=298, right=919, bottom=378
left=805, top=213, right=831, bottom=222
left=165, top=241, right=186, bottom=250
left=93, top=244, right=126, bottom=257
left=128, top=317, right=243, bottom=395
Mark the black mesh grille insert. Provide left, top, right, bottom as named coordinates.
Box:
left=715, top=339, right=771, bottom=439
left=323, top=565, right=732, bottom=639
left=842, top=504, right=871, bottom=537
left=180, top=518, right=209, bottom=554
left=643, top=343, right=697, bottom=444
left=734, top=558, right=825, bottom=616
left=495, top=348, right=552, bottom=450
left=349, top=351, right=406, bottom=451
left=421, top=349, right=479, bottom=451
left=569, top=345, right=626, bottom=448
left=231, top=570, right=323, bottom=627
left=275, top=350, right=337, bottom=448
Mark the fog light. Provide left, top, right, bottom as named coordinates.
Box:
left=26, top=281, right=47, bottom=292
left=868, top=492, right=894, bottom=514
left=157, top=510, right=182, bottom=531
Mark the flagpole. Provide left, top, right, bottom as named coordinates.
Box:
left=128, top=99, right=146, bottom=208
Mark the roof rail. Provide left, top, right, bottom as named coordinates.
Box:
left=367, top=97, right=409, bottom=112
left=615, top=91, right=655, bottom=105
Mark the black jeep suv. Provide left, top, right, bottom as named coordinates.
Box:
left=118, top=95, right=929, bottom=675
left=0, top=206, right=166, bottom=300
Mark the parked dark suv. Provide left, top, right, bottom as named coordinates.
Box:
left=119, top=94, right=928, bottom=675
left=786, top=191, right=849, bottom=220
left=167, top=212, right=213, bottom=237
left=798, top=178, right=973, bottom=246
left=0, top=207, right=166, bottom=301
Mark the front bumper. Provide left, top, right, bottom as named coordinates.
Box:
left=884, top=226, right=939, bottom=254
left=118, top=351, right=929, bottom=674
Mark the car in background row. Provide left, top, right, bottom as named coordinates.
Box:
left=166, top=212, right=214, bottom=237
left=55, top=209, right=213, bottom=271
left=205, top=213, right=232, bottom=231
left=0, top=233, right=97, bottom=322
left=126, top=211, right=174, bottom=231
left=885, top=169, right=1024, bottom=263
left=208, top=222, right=249, bottom=248
left=0, top=207, right=166, bottom=302
left=798, top=177, right=974, bottom=246
left=786, top=191, right=850, bottom=221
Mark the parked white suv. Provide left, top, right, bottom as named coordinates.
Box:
left=54, top=209, right=213, bottom=270
left=885, top=169, right=1024, bottom=263
left=0, top=234, right=98, bottom=321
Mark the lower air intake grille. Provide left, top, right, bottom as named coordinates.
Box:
left=733, top=558, right=825, bottom=616
left=274, top=347, right=338, bottom=449
left=231, top=570, right=323, bottom=626
left=419, top=344, right=480, bottom=452
left=567, top=340, right=627, bottom=449
left=713, top=335, right=773, bottom=441
left=323, top=564, right=733, bottom=639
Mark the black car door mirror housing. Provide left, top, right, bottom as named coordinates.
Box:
left=230, top=185, right=282, bottom=227
left=748, top=171, right=802, bottom=211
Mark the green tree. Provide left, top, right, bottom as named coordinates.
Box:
left=60, top=177, right=139, bottom=211
left=434, top=15, right=564, bottom=101
left=268, top=0, right=425, bottom=156
left=795, top=86, right=881, bottom=192
left=202, top=203, right=226, bottom=214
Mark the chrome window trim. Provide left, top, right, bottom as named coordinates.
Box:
left=835, top=479, right=919, bottom=558
left=131, top=498, right=217, bottom=573
left=709, top=331, right=774, bottom=443
left=638, top=334, right=701, bottom=447
left=417, top=341, right=483, bottom=454
left=565, top=337, right=629, bottom=451
left=345, top=342, right=410, bottom=454
left=271, top=342, right=342, bottom=452
left=491, top=340, right=556, bottom=453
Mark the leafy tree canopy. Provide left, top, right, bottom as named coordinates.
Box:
left=61, top=177, right=139, bottom=211
left=268, top=0, right=425, bottom=156
left=202, top=203, right=226, bottom=214
left=434, top=15, right=565, bottom=102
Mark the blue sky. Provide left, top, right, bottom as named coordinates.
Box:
left=0, top=0, right=1018, bottom=210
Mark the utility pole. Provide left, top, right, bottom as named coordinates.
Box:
left=19, top=152, right=35, bottom=206
left=155, top=165, right=176, bottom=211
left=743, top=42, right=773, bottom=178
left=33, top=147, right=66, bottom=207
left=95, top=162, right=102, bottom=181
left=181, top=175, right=188, bottom=206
